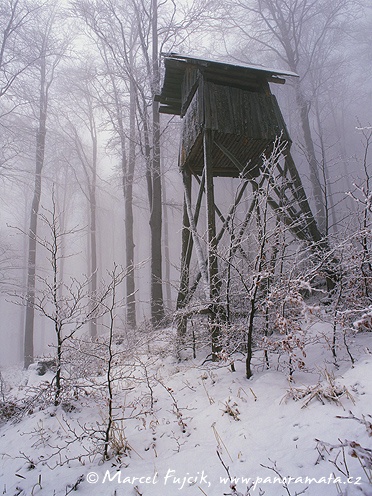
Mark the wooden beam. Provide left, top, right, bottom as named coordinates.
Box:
left=181, top=180, right=252, bottom=307
left=204, top=128, right=222, bottom=360
left=176, top=172, right=191, bottom=343
left=183, top=169, right=205, bottom=264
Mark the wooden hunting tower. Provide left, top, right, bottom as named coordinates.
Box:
left=157, top=54, right=323, bottom=355
left=158, top=54, right=296, bottom=177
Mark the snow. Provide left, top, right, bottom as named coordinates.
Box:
left=0, top=322, right=371, bottom=496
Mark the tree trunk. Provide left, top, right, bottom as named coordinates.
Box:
left=24, top=49, right=48, bottom=369
left=161, top=170, right=172, bottom=310
left=89, top=123, right=98, bottom=338
left=150, top=0, right=164, bottom=324
left=109, top=71, right=137, bottom=330
left=314, top=97, right=338, bottom=236
left=125, top=78, right=137, bottom=329
left=295, top=84, right=326, bottom=235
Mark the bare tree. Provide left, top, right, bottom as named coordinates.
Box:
left=224, top=0, right=359, bottom=235
left=348, top=125, right=372, bottom=298
left=74, top=0, right=219, bottom=325
left=0, top=0, right=41, bottom=103
left=210, top=139, right=323, bottom=378
left=98, top=42, right=138, bottom=330
left=23, top=2, right=71, bottom=368
left=0, top=0, right=41, bottom=179
left=57, top=61, right=101, bottom=338
left=15, top=194, right=107, bottom=404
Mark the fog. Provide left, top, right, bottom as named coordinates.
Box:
left=0, top=0, right=371, bottom=368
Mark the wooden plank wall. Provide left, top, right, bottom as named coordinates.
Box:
left=204, top=82, right=289, bottom=139
left=179, top=79, right=291, bottom=176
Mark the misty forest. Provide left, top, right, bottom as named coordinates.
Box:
left=0, top=0, right=372, bottom=495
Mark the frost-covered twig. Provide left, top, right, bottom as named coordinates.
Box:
left=336, top=411, right=372, bottom=437
left=261, top=460, right=308, bottom=495
left=157, top=379, right=188, bottom=433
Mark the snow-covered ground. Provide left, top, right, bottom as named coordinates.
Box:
left=1, top=321, right=371, bottom=496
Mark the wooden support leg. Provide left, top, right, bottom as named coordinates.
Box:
left=176, top=168, right=208, bottom=341
left=176, top=170, right=192, bottom=344
left=185, top=180, right=254, bottom=306
left=204, top=129, right=222, bottom=360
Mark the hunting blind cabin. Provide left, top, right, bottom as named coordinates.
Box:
left=156, top=54, right=324, bottom=358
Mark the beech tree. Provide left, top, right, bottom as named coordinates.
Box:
left=74, top=0, right=217, bottom=325
left=224, top=0, right=359, bottom=235
left=0, top=0, right=41, bottom=180
left=17, top=195, right=126, bottom=406
left=97, top=41, right=138, bottom=330
left=0, top=0, right=40, bottom=103
left=23, top=2, right=71, bottom=368
left=211, top=140, right=324, bottom=378
left=58, top=61, right=101, bottom=338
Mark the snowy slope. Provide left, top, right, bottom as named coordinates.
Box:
left=0, top=322, right=371, bottom=496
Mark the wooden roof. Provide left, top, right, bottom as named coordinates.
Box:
left=156, top=53, right=298, bottom=116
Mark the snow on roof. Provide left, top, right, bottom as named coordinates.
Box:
left=157, top=53, right=298, bottom=115
left=161, top=52, right=299, bottom=79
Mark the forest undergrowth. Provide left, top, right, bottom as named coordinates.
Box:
left=0, top=300, right=372, bottom=496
